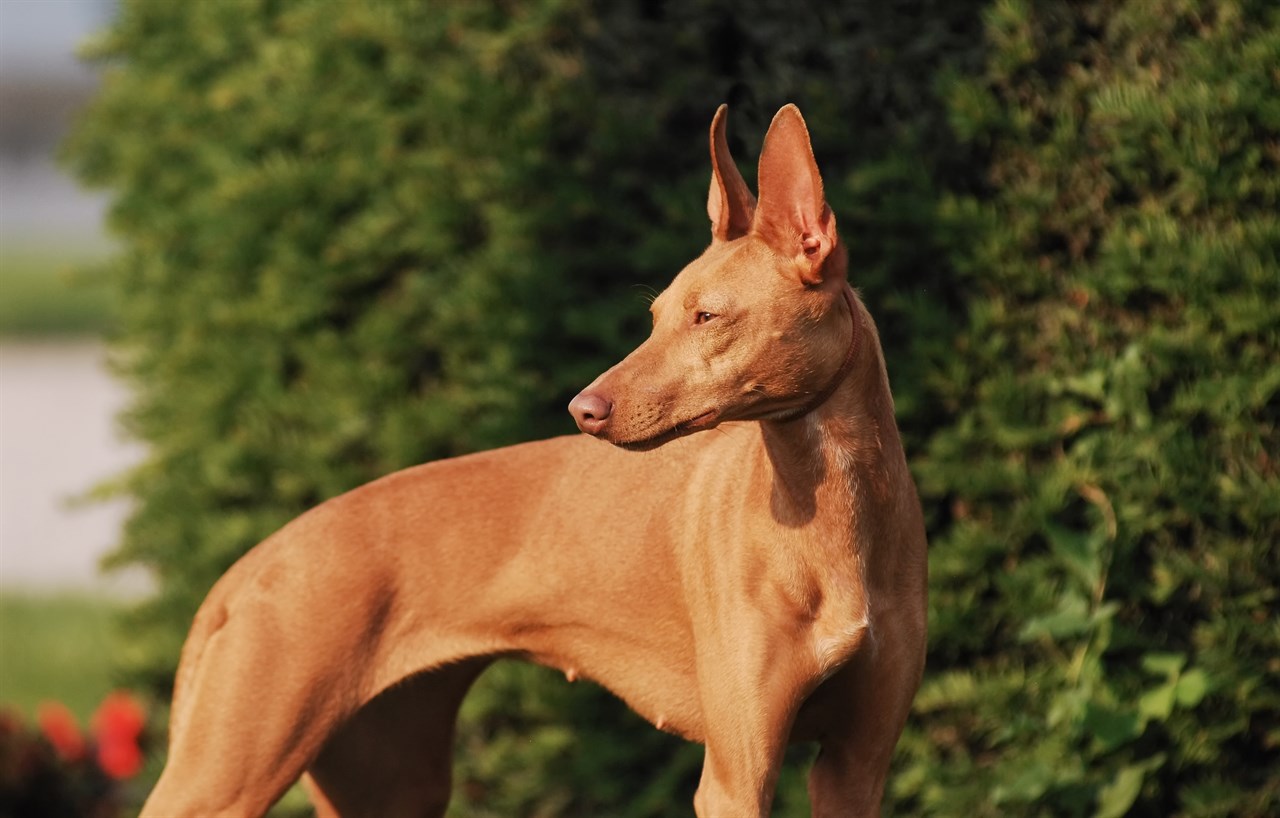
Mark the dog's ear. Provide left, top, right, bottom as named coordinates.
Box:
left=707, top=104, right=756, bottom=242
left=754, top=104, right=839, bottom=286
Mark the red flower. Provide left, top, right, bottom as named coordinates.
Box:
left=90, top=691, right=147, bottom=780
left=37, top=701, right=86, bottom=762
left=96, top=736, right=144, bottom=781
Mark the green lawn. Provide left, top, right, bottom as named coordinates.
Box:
left=0, top=245, right=116, bottom=338
left=0, top=591, right=121, bottom=721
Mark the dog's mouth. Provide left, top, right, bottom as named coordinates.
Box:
left=614, top=410, right=719, bottom=452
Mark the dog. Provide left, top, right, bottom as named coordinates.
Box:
left=139, top=103, right=927, bottom=818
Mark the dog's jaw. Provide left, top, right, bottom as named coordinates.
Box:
left=613, top=409, right=720, bottom=452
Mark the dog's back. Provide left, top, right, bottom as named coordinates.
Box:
left=142, top=104, right=926, bottom=818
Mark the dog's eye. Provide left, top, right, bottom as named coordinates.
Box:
left=694, top=311, right=717, bottom=325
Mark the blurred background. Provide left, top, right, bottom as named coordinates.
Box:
left=1, top=1, right=1277, bottom=816
left=1, top=0, right=129, bottom=592
left=1, top=1, right=155, bottom=814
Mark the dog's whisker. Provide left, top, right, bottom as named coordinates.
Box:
left=630, top=283, right=660, bottom=305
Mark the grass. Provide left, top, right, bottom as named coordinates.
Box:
left=0, top=245, right=117, bottom=338
left=0, top=591, right=122, bottom=722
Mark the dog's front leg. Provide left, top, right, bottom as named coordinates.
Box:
left=804, top=616, right=926, bottom=818
left=694, top=733, right=790, bottom=818
left=691, top=629, right=816, bottom=818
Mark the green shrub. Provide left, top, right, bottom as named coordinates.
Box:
left=899, top=2, right=1280, bottom=815
left=64, top=0, right=1276, bottom=815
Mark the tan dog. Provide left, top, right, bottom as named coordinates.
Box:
left=140, top=104, right=927, bottom=818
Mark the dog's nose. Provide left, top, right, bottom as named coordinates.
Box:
left=569, top=392, right=613, bottom=436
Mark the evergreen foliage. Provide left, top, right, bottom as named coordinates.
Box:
left=64, top=0, right=1277, bottom=815
left=901, top=2, right=1280, bottom=815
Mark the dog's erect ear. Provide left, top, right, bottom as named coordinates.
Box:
left=753, top=104, right=839, bottom=286
left=707, top=104, right=756, bottom=242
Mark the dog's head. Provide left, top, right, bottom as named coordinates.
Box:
left=569, top=105, right=855, bottom=450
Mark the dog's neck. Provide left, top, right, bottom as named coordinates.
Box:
left=779, top=285, right=861, bottom=422
left=759, top=293, right=902, bottom=533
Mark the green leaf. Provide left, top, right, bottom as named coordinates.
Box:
left=1175, top=668, right=1210, bottom=708
left=1095, top=763, right=1147, bottom=818
left=1045, top=522, right=1103, bottom=590
left=914, top=670, right=980, bottom=712
left=1062, top=369, right=1107, bottom=401
left=1140, top=652, right=1186, bottom=679
left=1020, top=592, right=1092, bottom=641
left=993, top=759, right=1054, bottom=804
left=1084, top=702, right=1144, bottom=753
left=1139, top=680, right=1177, bottom=722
